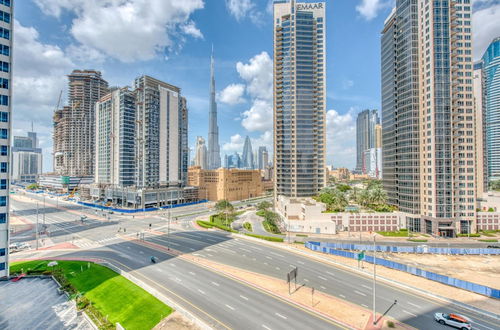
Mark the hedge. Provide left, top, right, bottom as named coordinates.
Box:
left=244, top=233, right=284, bottom=242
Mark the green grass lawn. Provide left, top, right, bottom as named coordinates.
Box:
left=243, top=222, right=253, bottom=232
left=11, top=260, right=172, bottom=330
left=376, top=229, right=410, bottom=237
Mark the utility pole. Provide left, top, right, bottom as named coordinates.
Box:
left=36, top=202, right=39, bottom=250
left=373, top=235, right=377, bottom=325
left=43, top=194, right=46, bottom=226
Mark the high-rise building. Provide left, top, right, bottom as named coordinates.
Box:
left=95, top=87, right=136, bottom=187
left=134, top=75, right=188, bottom=187
left=382, top=1, right=477, bottom=236
left=356, top=109, right=379, bottom=173
left=258, top=146, right=269, bottom=170
left=208, top=48, right=221, bottom=170
left=473, top=61, right=487, bottom=196
left=273, top=0, right=326, bottom=198
left=481, top=37, right=500, bottom=183
left=11, top=131, right=43, bottom=183
left=241, top=136, right=254, bottom=169
left=0, top=0, right=12, bottom=278
left=53, top=70, right=109, bottom=177
left=194, top=136, right=208, bottom=169
left=226, top=152, right=241, bottom=169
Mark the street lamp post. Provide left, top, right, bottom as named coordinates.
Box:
left=35, top=202, right=39, bottom=250
left=43, top=194, right=46, bottom=226
left=373, top=235, right=377, bottom=325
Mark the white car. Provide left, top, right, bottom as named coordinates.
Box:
left=435, top=313, right=472, bottom=330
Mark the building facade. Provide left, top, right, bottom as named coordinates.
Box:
left=382, top=0, right=477, bottom=236
left=473, top=61, right=487, bottom=196
left=11, top=132, right=42, bottom=183
left=355, top=109, right=379, bottom=173
left=194, top=136, right=208, bottom=169
left=273, top=0, right=326, bottom=198
left=134, top=75, right=188, bottom=188
left=53, top=70, right=109, bottom=177
left=95, top=87, right=136, bottom=187
left=208, top=49, right=221, bottom=170
left=225, top=152, right=241, bottom=169
left=241, top=136, right=254, bottom=169
left=0, top=0, right=12, bottom=278
left=188, top=166, right=264, bottom=202
left=481, top=37, right=500, bottom=183
left=258, top=146, right=269, bottom=170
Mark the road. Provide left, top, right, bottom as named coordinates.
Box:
left=9, top=192, right=500, bottom=330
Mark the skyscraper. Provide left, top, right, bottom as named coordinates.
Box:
left=207, top=48, right=221, bottom=170
left=241, top=136, right=254, bottom=169
left=481, top=37, right=500, bottom=183
left=382, top=1, right=477, bottom=236
left=0, top=0, right=12, bottom=278
left=95, top=87, right=136, bottom=187
left=273, top=0, right=326, bottom=198
left=53, top=70, right=109, bottom=177
left=355, top=109, right=379, bottom=173
left=134, top=75, right=188, bottom=187
left=12, top=131, right=43, bottom=183
left=258, top=146, right=269, bottom=170
left=194, top=136, right=208, bottom=169
left=473, top=61, right=487, bottom=196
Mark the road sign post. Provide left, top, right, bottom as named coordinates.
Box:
left=357, top=250, right=365, bottom=268
left=311, top=287, right=315, bottom=306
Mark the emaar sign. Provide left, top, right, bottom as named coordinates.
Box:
left=296, top=3, right=323, bottom=10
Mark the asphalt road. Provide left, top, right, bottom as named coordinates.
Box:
left=9, top=193, right=500, bottom=330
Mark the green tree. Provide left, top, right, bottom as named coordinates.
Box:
left=366, top=179, right=382, bottom=190
left=490, top=180, right=500, bottom=191
left=257, top=201, right=272, bottom=211
left=336, top=183, right=352, bottom=193
left=357, top=189, right=371, bottom=207
left=369, top=187, right=387, bottom=205
left=330, top=189, right=348, bottom=211
left=26, top=183, right=38, bottom=190
left=215, top=200, right=233, bottom=212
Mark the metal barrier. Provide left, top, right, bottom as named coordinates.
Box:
left=305, top=241, right=500, bottom=255
left=305, top=242, right=500, bottom=299
left=77, top=200, right=208, bottom=214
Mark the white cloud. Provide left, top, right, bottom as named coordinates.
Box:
left=226, top=0, right=254, bottom=20
left=218, top=83, right=246, bottom=105
left=222, top=134, right=245, bottom=153
left=356, top=0, right=388, bottom=21
left=241, top=99, right=272, bottom=132
left=342, top=79, right=354, bottom=90
left=326, top=109, right=357, bottom=169
left=472, top=3, right=500, bottom=60
left=236, top=51, right=273, bottom=100
left=34, top=0, right=204, bottom=62
left=222, top=131, right=273, bottom=157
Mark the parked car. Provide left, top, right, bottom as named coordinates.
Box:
left=9, top=242, right=21, bottom=252
left=434, top=313, right=471, bottom=330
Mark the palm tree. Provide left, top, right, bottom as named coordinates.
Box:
left=330, top=189, right=348, bottom=211
left=369, top=187, right=387, bottom=205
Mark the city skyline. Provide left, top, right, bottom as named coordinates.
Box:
left=12, top=1, right=499, bottom=173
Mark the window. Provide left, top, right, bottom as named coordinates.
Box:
left=0, top=78, right=7, bottom=89
left=0, top=0, right=11, bottom=7
left=0, top=213, right=5, bottom=223
left=0, top=128, right=6, bottom=139
left=0, top=145, right=6, bottom=156
left=0, top=162, right=6, bottom=173
left=0, top=95, right=7, bottom=105
left=0, top=179, right=6, bottom=189
left=0, top=27, right=8, bottom=40
left=0, top=262, right=5, bottom=271
left=0, top=111, right=6, bottom=122
left=0, top=248, right=4, bottom=256
left=0, top=10, right=9, bottom=23
left=0, top=195, right=5, bottom=206
left=0, top=61, right=7, bottom=72
left=0, top=44, right=9, bottom=56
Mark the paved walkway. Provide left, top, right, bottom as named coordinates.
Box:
left=233, top=210, right=284, bottom=237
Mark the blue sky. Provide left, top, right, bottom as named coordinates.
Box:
left=12, top=0, right=500, bottom=171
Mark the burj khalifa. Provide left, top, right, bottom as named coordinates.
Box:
left=208, top=47, right=221, bottom=169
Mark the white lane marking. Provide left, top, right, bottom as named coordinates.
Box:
left=251, top=246, right=263, bottom=251
left=362, top=304, right=369, bottom=308
left=362, top=284, right=371, bottom=290
left=276, top=267, right=280, bottom=270
left=198, top=289, right=206, bottom=295
left=354, top=290, right=367, bottom=297
left=189, top=271, right=196, bottom=276
left=474, top=322, right=497, bottom=330
left=170, top=263, right=176, bottom=267
left=225, top=304, right=235, bottom=311
left=127, top=247, right=131, bottom=249
left=297, top=261, right=304, bottom=265
left=275, top=313, right=287, bottom=320
left=407, top=302, right=422, bottom=309
left=207, top=254, right=213, bottom=257
left=339, top=294, right=346, bottom=299
left=270, top=252, right=284, bottom=258
left=264, top=262, right=268, bottom=266
left=240, top=248, right=252, bottom=253
left=318, top=275, right=328, bottom=281
left=266, top=256, right=273, bottom=260
left=139, top=251, right=144, bottom=254
left=326, top=271, right=334, bottom=276
left=304, top=278, right=309, bottom=282
left=211, top=282, right=220, bottom=287
left=189, top=248, right=195, bottom=251
left=262, top=325, right=272, bottom=330
left=320, top=286, right=326, bottom=290
left=239, top=295, right=249, bottom=301
left=402, top=310, right=417, bottom=317
left=156, top=269, right=164, bottom=273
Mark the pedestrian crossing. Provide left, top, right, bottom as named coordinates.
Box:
left=73, top=236, right=121, bottom=249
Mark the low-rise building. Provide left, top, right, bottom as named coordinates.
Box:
left=329, top=167, right=351, bottom=181
left=11, top=132, right=43, bottom=183
left=188, top=166, right=264, bottom=201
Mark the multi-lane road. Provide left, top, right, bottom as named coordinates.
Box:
left=9, top=192, right=500, bottom=330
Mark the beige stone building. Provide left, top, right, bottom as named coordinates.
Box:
left=188, top=166, right=265, bottom=202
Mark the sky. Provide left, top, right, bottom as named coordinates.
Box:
left=12, top=0, right=500, bottom=172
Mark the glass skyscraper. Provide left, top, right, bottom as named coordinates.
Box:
left=273, top=0, right=326, bottom=198
left=382, top=0, right=477, bottom=236
left=481, top=37, right=500, bottom=182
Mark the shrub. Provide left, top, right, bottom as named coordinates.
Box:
left=478, top=239, right=498, bottom=242
left=196, top=220, right=213, bottom=229
left=457, top=233, right=480, bottom=237
left=387, top=321, right=395, bottom=328
left=244, top=233, right=284, bottom=242
left=296, top=234, right=308, bottom=237
left=243, top=222, right=252, bottom=232
left=408, top=239, right=427, bottom=242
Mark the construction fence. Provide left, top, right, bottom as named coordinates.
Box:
left=305, top=241, right=500, bottom=299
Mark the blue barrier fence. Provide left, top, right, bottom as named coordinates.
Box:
left=306, top=241, right=500, bottom=255
left=77, top=200, right=208, bottom=214
left=305, top=242, right=500, bottom=299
